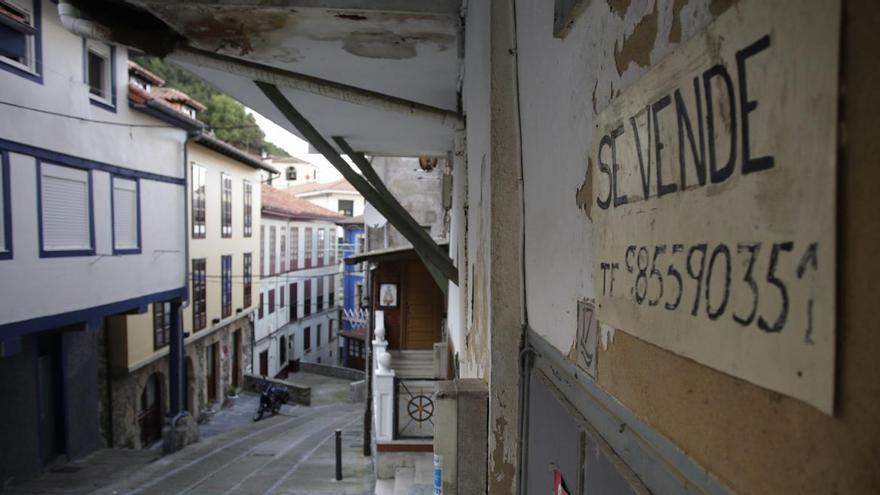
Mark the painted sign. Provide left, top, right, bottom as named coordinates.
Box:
left=591, top=0, right=839, bottom=413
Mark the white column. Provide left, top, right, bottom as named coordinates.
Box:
left=372, top=310, right=395, bottom=442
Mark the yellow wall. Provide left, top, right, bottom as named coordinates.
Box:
left=115, top=142, right=263, bottom=370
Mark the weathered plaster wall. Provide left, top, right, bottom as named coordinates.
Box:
left=513, top=0, right=880, bottom=493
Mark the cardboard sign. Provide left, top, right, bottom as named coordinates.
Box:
left=591, top=0, right=839, bottom=413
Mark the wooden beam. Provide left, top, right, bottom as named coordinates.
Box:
left=256, top=81, right=458, bottom=285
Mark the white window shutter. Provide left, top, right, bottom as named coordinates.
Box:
left=41, top=163, right=91, bottom=251
left=113, top=177, right=138, bottom=249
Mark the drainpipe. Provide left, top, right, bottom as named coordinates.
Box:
left=57, top=1, right=113, bottom=41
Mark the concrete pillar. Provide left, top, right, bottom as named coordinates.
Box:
left=487, top=0, right=525, bottom=492
left=168, top=300, right=184, bottom=416
left=434, top=379, right=489, bottom=495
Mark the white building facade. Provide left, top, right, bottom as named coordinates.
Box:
left=253, top=185, right=343, bottom=378
left=0, top=0, right=189, bottom=484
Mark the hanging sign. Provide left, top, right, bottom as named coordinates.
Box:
left=591, top=0, right=839, bottom=413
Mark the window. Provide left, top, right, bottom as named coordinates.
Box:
left=192, top=259, right=207, bottom=331
left=181, top=105, right=197, bottom=119
left=260, top=225, right=265, bottom=276
left=221, top=255, right=232, bottom=318
left=338, top=199, right=354, bottom=217
left=243, top=253, right=252, bottom=308
left=38, top=162, right=93, bottom=257
left=286, top=166, right=297, bottom=181
left=0, top=150, right=11, bottom=259
left=280, top=233, right=286, bottom=273
left=303, top=326, right=311, bottom=352
left=289, top=282, right=297, bottom=321
left=269, top=226, right=276, bottom=275
left=328, top=276, right=335, bottom=308
left=317, top=324, right=322, bottom=347
left=279, top=336, right=287, bottom=364
left=303, top=279, right=312, bottom=317
left=153, top=301, right=171, bottom=350
left=268, top=289, right=275, bottom=314
left=221, top=173, right=232, bottom=238
left=280, top=286, right=285, bottom=308
left=329, top=319, right=334, bottom=341
left=258, top=292, right=264, bottom=319
left=0, top=0, right=41, bottom=82
left=330, top=234, right=336, bottom=264
left=243, top=180, right=252, bottom=237
left=85, top=39, right=114, bottom=110
left=304, top=228, right=313, bottom=268
left=317, top=228, right=326, bottom=267
left=316, top=277, right=324, bottom=312
left=290, top=227, right=298, bottom=270
left=192, top=164, right=206, bottom=238
left=111, top=177, right=139, bottom=254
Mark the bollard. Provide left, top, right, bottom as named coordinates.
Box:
left=335, top=429, right=343, bottom=481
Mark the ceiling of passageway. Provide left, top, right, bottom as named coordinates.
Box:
left=125, top=0, right=463, bottom=155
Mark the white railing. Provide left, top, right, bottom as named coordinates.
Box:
left=372, top=310, right=395, bottom=442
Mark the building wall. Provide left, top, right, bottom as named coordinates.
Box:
left=299, top=191, right=365, bottom=218
left=254, top=214, right=341, bottom=377
left=0, top=0, right=186, bottom=331
left=450, top=0, right=880, bottom=493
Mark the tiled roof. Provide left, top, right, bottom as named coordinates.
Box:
left=127, top=61, right=165, bottom=86
left=261, top=185, right=345, bottom=221
left=285, top=178, right=357, bottom=195
left=153, top=87, right=207, bottom=111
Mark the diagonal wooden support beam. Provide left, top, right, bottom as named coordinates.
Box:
left=256, top=81, right=458, bottom=285
left=333, top=136, right=451, bottom=292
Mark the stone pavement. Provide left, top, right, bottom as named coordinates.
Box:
left=6, top=374, right=374, bottom=495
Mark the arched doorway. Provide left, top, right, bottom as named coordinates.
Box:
left=138, top=372, right=163, bottom=447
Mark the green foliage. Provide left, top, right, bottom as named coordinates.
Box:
left=134, top=56, right=290, bottom=157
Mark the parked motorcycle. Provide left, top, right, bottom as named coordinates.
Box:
left=253, top=378, right=290, bottom=422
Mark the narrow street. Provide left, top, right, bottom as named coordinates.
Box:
left=6, top=378, right=374, bottom=495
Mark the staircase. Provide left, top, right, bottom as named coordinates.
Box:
left=389, top=350, right=434, bottom=378
left=374, top=453, right=434, bottom=495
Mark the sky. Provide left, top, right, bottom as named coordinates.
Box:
left=247, top=108, right=351, bottom=182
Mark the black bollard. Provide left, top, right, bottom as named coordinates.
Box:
left=335, top=429, right=342, bottom=481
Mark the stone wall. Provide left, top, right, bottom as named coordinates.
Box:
left=299, top=361, right=365, bottom=381
left=104, top=316, right=253, bottom=449
left=243, top=373, right=311, bottom=406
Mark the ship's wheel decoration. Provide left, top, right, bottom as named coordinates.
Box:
left=407, top=394, right=434, bottom=422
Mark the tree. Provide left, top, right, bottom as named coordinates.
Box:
left=134, top=57, right=290, bottom=157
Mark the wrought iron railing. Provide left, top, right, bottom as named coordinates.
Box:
left=393, top=378, right=439, bottom=439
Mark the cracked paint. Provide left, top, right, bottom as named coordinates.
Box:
left=614, top=1, right=659, bottom=75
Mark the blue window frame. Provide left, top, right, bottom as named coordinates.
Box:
left=36, top=160, right=95, bottom=258
left=221, top=255, right=232, bottom=318
left=110, top=175, right=141, bottom=255
left=0, top=150, right=12, bottom=260
left=0, top=0, right=42, bottom=84
left=83, top=38, right=116, bottom=112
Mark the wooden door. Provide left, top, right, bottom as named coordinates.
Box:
left=232, top=331, right=241, bottom=387
left=402, top=260, right=443, bottom=350
left=138, top=373, right=162, bottom=447
left=206, top=343, right=217, bottom=403
left=259, top=350, right=268, bottom=377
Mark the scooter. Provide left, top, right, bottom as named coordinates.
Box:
left=253, top=378, right=290, bottom=422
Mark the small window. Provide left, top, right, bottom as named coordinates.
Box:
left=286, top=166, right=297, bottom=181
left=338, top=199, right=354, bottom=217
left=268, top=288, right=275, bottom=314
left=192, top=258, right=207, bottom=331
left=243, top=180, right=252, bottom=237
left=269, top=226, right=276, bottom=275
left=181, top=105, right=197, bottom=119
left=221, top=255, right=232, bottom=318
left=192, top=164, right=206, bottom=238
left=317, top=228, right=326, bottom=267
left=85, top=39, right=114, bottom=109
left=221, top=173, right=232, bottom=237
left=112, top=177, right=139, bottom=254
left=280, top=286, right=285, bottom=308
left=317, top=324, right=322, bottom=347
left=303, top=279, right=312, bottom=317
left=304, top=326, right=311, bottom=352
left=280, top=233, right=286, bottom=273
left=39, top=162, right=93, bottom=256
left=260, top=225, right=265, bottom=276
left=243, top=252, right=252, bottom=308
left=258, top=292, right=264, bottom=319
left=0, top=0, right=40, bottom=81
left=153, top=301, right=171, bottom=350
left=290, top=226, right=298, bottom=270
left=328, top=275, right=335, bottom=308
left=289, top=282, right=297, bottom=321
left=304, top=228, right=313, bottom=268
left=316, top=277, right=324, bottom=312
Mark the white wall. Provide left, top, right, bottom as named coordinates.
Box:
left=0, top=1, right=186, bottom=326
